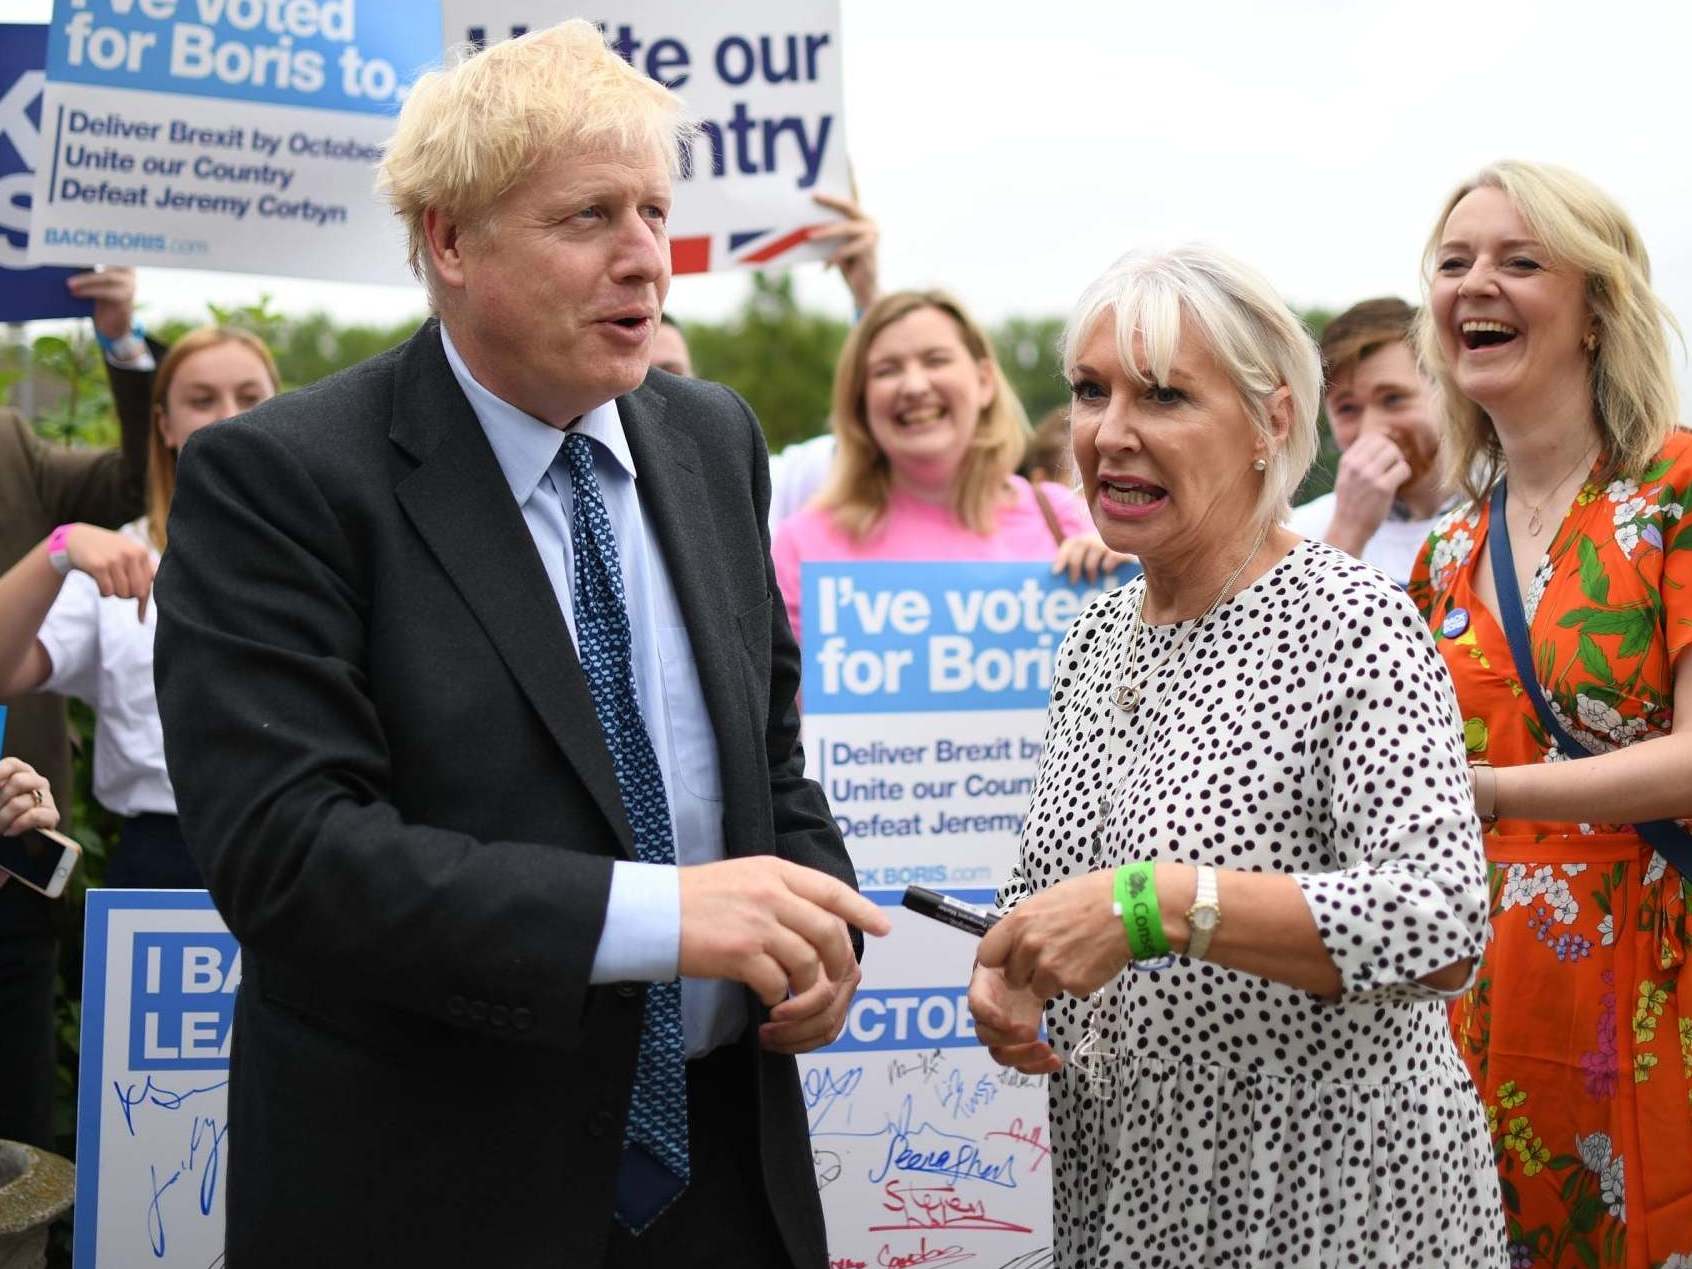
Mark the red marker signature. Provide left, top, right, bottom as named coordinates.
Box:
left=984, top=1118, right=1050, bottom=1172
left=879, top=1236, right=974, bottom=1267
left=830, top=1237, right=976, bottom=1269
left=868, top=1179, right=1032, bottom=1234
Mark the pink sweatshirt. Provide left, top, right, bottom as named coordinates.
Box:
left=771, top=476, right=1093, bottom=646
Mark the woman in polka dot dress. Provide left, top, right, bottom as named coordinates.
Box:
left=968, top=244, right=1507, bottom=1267
left=1410, top=162, right=1692, bottom=1268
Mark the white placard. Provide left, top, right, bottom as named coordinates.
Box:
left=75, top=889, right=234, bottom=1269
left=27, top=0, right=440, bottom=282
left=796, top=560, right=1135, bottom=1269
left=441, top=1, right=851, bottom=274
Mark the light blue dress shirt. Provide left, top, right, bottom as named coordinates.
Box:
left=441, top=327, right=744, bottom=1056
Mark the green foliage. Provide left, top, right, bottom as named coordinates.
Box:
left=155, top=297, right=422, bottom=391
left=1296, top=307, right=1339, bottom=505
left=993, top=316, right=1068, bottom=429
left=28, top=331, right=119, bottom=450
left=685, top=272, right=849, bottom=451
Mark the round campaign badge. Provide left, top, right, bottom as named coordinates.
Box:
left=1441, top=607, right=1470, bottom=639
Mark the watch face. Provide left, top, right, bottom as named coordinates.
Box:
left=1191, top=907, right=1220, bottom=932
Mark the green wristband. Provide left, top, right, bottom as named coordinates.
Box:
left=1113, top=862, right=1170, bottom=961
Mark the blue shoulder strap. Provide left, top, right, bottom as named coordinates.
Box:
left=1487, top=480, right=1692, bottom=870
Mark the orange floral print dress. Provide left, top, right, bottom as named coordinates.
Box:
left=1410, top=430, right=1692, bottom=1269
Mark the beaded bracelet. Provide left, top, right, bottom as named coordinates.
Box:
left=1113, top=861, right=1171, bottom=965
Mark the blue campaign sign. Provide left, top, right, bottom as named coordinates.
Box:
left=827, top=986, right=978, bottom=1053
left=77, top=889, right=233, bottom=1269
left=45, top=0, right=442, bottom=116
left=800, top=560, right=1137, bottom=715
left=127, top=930, right=239, bottom=1070
left=0, top=24, right=90, bottom=319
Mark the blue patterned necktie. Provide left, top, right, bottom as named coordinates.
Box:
left=562, top=431, right=689, bottom=1233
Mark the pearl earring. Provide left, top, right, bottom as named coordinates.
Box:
left=1252, top=458, right=1268, bottom=472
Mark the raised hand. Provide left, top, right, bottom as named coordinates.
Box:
left=1324, top=432, right=1411, bottom=556
left=810, top=191, right=880, bottom=313
left=67, top=266, right=138, bottom=345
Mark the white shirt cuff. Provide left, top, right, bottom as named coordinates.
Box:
left=588, top=861, right=680, bottom=984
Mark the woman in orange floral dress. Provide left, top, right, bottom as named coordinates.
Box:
left=1411, top=160, right=1692, bottom=1269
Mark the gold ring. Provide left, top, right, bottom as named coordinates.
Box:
left=31, top=788, right=44, bottom=808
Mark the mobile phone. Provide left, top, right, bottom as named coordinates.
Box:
left=0, top=826, right=82, bottom=899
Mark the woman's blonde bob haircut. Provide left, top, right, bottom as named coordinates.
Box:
left=147, top=327, right=281, bottom=552
left=818, top=290, right=1029, bottom=541
left=1061, top=245, right=1322, bottom=525
left=377, top=20, right=689, bottom=291
left=1416, top=160, right=1683, bottom=506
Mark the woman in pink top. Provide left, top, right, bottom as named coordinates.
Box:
left=773, top=289, right=1118, bottom=642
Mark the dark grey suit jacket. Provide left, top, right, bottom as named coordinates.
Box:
left=154, top=320, right=851, bottom=1267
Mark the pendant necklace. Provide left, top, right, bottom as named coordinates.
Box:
left=1514, top=442, right=1598, bottom=538
left=1110, top=521, right=1269, bottom=715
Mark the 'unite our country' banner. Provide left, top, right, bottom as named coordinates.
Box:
left=795, top=560, right=1133, bottom=1269
left=440, top=0, right=851, bottom=275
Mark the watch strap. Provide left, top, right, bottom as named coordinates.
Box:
left=95, top=322, right=147, bottom=364
left=46, top=524, right=74, bottom=577
left=1186, top=864, right=1221, bottom=961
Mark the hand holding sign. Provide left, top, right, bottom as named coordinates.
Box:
left=66, top=264, right=136, bottom=341
left=809, top=190, right=877, bottom=311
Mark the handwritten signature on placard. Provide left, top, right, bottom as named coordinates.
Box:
left=814, top=1147, right=845, bottom=1190
left=114, top=1075, right=227, bottom=1137
left=937, top=1067, right=997, bottom=1121
left=992, top=1067, right=1046, bottom=1091
left=805, top=1064, right=866, bottom=1131
left=887, top=1048, right=946, bottom=1087
left=869, top=1179, right=1032, bottom=1234
left=829, top=1236, right=977, bottom=1268
left=982, top=1119, right=1049, bottom=1173
left=112, top=1076, right=229, bottom=1259
left=814, top=1093, right=1022, bottom=1192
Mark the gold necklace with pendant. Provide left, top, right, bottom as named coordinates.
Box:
left=1513, top=443, right=1597, bottom=538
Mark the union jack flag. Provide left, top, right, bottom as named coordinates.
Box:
left=669, top=223, right=827, bottom=275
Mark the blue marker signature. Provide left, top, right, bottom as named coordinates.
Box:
left=114, top=1075, right=229, bottom=1137
left=125, top=1096, right=230, bottom=1265
left=816, top=1094, right=1020, bottom=1189
left=188, top=1112, right=229, bottom=1215
left=145, top=1163, right=180, bottom=1257
left=130, top=1105, right=229, bottom=1258
left=936, top=1067, right=998, bottom=1121
left=803, top=1065, right=864, bottom=1131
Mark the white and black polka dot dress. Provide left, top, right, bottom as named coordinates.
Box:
left=1002, top=541, right=1507, bottom=1267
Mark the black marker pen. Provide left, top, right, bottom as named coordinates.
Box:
left=901, top=885, right=1001, bottom=937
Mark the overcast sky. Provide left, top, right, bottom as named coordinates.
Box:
left=9, top=0, right=1692, bottom=381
